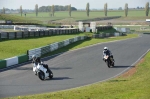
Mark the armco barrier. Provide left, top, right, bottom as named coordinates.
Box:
left=27, top=36, right=87, bottom=60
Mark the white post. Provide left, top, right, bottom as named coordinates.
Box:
left=78, top=21, right=84, bottom=32
left=90, top=22, right=96, bottom=32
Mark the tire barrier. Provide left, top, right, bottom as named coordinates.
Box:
left=0, top=28, right=80, bottom=40
left=96, top=26, right=113, bottom=31
left=92, top=33, right=123, bottom=38
left=27, top=36, right=87, bottom=60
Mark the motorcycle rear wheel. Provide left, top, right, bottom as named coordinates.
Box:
left=49, top=69, right=53, bottom=79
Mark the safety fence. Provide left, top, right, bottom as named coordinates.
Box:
left=0, top=36, right=87, bottom=69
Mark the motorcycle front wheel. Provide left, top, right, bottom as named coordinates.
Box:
left=106, top=61, right=110, bottom=68
left=38, top=71, right=45, bottom=80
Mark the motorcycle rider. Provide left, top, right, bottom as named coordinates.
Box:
left=103, top=47, right=115, bottom=62
left=32, top=55, right=51, bottom=73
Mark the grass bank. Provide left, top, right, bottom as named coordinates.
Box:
left=5, top=41, right=150, bottom=99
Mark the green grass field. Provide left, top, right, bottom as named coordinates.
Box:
left=4, top=34, right=150, bottom=99
left=0, top=10, right=149, bottom=26
left=0, top=14, right=42, bottom=24
left=11, top=10, right=150, bottom=22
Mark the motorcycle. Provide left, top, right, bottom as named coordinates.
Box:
left=104, top=55, right=115, bottom=68
left=33, top=62, right=53, bottom=80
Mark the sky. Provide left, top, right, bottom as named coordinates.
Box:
left=0, top=0, right=149, bottom=9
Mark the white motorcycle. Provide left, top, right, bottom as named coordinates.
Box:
left=33, top=62, right=53, bottom=80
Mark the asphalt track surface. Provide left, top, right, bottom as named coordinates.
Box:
left=0, top=34, right=150, bottom=98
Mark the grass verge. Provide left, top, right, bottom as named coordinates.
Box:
left=4, top=40, right=150, bottom=99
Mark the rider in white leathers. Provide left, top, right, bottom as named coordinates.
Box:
left=32, top=55, right=50, bottom=73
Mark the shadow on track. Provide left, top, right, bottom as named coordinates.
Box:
left=9, top=66, right=72, bottom=71
left=50, top=67, right=72, bottom=70
left=112, top=66, right=135, bottom=68
left=14, top=67, right=33, bottom=70
left=51, top=77, right=72, bottom=81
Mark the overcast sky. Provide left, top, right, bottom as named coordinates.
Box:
left=0, top=0, right=149, bottom=9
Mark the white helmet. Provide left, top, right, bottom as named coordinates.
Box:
left=104, top=47, right=108, bottom=50
left=32, top=55, right=36, bottom=60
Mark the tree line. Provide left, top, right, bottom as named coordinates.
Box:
left=38, top=5, right=77, bottom=12
left=85, top=2, right=149, bottom=17
left=1, top=2, right=149, bottom=17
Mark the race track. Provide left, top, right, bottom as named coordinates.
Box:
left=0, top=34, right=150, bottom=98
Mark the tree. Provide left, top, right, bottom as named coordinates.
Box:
left=118, top=7, right=122, bottom=10
left=38, top=5, right=77, bottom=12
left=86, top=2, right=90, bottom=17
left=104, top=3, right=107, bottom=16
left=3, top=7, right=5, bottom=14
left=145, top=2, right=149, bottom=16
left=51, top=5, right=55, bottom=16
left=124, top=3, right=128, bottom=17
left=68, top=4, right=71, bottom=17
left=20, top=5, right=22, bottom=16
left=35, top=4, right=38, bottom=17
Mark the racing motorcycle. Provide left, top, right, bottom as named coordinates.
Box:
left=33, top=62, right=53, bottom=80
left=104, top=55, right=115, bottom=68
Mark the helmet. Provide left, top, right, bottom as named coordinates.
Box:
left=104, top=47, right=108, bottom=51
left=32, top=55, right=36, bottom=60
